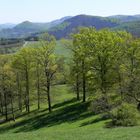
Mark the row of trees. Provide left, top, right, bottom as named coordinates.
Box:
left=70, top=28, right=140, bottom=113
left=0, top=34, right=62, bottom=121
left=1, top=28, right=140, bottom=124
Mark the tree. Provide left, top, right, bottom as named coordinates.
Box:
left=72, top=28, right=91, bottom=102
left=12, top=47, right=34, bottom=113
left=37, top=33, right=57, bottom=112
left=124, top=39, right=140, bottom=109
left=88, top=29, right=131, bottom=110
left=0, top=54, right=15, bottom=121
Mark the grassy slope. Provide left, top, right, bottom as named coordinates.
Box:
left=0, top=84, right=140, bottom=140
left=1, top=41, right=140, bottom=140
left=25, top=40, right=71, bottom=58
left=55, top=41, right=71, bottom=58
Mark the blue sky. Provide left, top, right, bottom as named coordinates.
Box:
left=0, top=0, right=140, bottom=23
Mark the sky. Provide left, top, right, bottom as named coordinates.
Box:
left=0, top=0, right=140, bottom=23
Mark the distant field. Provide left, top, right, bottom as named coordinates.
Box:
left=0, top=40, right=72, bottom=57
left=0, top=42, right=24, bottom=54
left=25, top=40, right=72, bottom=58
left=55, top=41, right=72, bottom=58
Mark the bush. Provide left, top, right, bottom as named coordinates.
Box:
left=90, top=96, right=111, bottom=114
left=110, top=103, right=140, bottom=127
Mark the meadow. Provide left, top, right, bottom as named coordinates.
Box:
left=0, top=84, right=140, bottom=140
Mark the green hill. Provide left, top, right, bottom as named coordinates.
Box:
left=0, top=17, right=71, bottom=38
left=108, top=15, right=140, bottom=22
left=1, top=14, right=140, bottom=39
left=113, top=21, right=140, bottom=37
left=0, top=23, right=15, bottom=31
left=48, top=15, right=118, bottom=39
left=0, top=85, right=140, bottom=140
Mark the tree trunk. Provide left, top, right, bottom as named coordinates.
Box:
left=10, top=95, right=15, bottom=121
left=0, top=92, right=3, bottom=115
left=17, top=73, right=22, bottom=112
left=76, top=73, right=80, bottom=101
left=47, top=80, right=52, bottom=113
left=137, top=102, right=140, bottom=111
left=118, top=71, right=124, bottom=102
left=82, top=59, right=86, bottom=102
left=25, top=67, right=30, bottom=113
left=36, top=64, right=40, bottom=110
left=4, top=89, right=8, bottom=121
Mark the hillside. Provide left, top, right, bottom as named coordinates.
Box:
left=0, top=14, right=140, bottom=39
left=48, top=15, right=140, bottom=39
left=108, top=15, right=140, bottom=22
left=0, top=29, right=140, bottom=140
left=48, top=15, right=119, bottom=39
left=0, top=23, right=16, bottom=30
left=113, top=21, right=140, bottom=37
left=0, top=17, right=71, bottom=38
left=1, top=85, right=140, bottom=140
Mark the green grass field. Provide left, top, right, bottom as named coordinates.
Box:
left=24, top=40, right=72, bottom=58
left=0, top=84, right=140, bottom=140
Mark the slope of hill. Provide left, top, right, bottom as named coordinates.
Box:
left=0, top=17, right=72, bottom=38
left=108, top=15, right=140, bottom=23
left=113, top=21, right=140, bottom=37
left=0, top=84, right=140, bottom=140
left=48, top=15, right=119, bottom=39
left=1, top=14, right=140, bottom=39
left=0, top=23, right=16, bottom=30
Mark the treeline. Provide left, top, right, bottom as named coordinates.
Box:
left=0, top=33, right=66, bottom=121
left=0, top=38, right=24, bottom=54
left=70, top=28, right=140, bottom=126
left=0, top=28, right=140, bottom=126
left=0, top=38, right=24, bottom=45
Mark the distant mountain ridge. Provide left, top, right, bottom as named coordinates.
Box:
left=48, top=15, right=119, bottom=39
left=0, top=23, right=16, bottom=30
left=108, top=15, right=140, bottom=22
left=0, top=14, right=140, bottom=39
left=0, top=16, right=72, bottom=38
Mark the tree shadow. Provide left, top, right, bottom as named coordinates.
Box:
left=80, top=114, right=109, bottom=127
left=0, top=109, right=39, bottom=133
left=52, top=98, right=77, bottom=109
left=0, top=98, right=93, bottom=133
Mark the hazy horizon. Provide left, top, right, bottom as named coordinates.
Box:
left=0, top=0, right=140, bottom=24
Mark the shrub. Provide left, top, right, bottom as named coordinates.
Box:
left=90, top=96, right=111, bottom=114
left=110, top=103, right=140, bottom=127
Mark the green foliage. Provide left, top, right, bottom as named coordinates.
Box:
left=2, top=27, right=140, bottom=140
left=49, top=22, right=70, bottom=32
left=110, top=103, right=140, bottom=127
left=90, top=96, right=110, bottom=114
left=113, top=21, right=140, bottom=37
left=47, top=15, right=118, bottom=39
left=0, top=39, right=24, bottom=54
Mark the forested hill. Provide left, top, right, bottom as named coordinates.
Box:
left=48, top=15, right=140, bottom=39
left=113, top=21, right=140, bottom=37
left=108, top=15, right=140, bottom=22
left=0, top=16, right=71, bottom=38
left=0, top=23, right=15, bottom=30
left=48, top=15, right=118, bottom=39
left=1, top=14, right=140, bottom=39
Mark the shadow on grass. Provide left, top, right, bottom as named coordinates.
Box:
left=0, top=98, right=97, bottom=133
left=0, top=109, right=39, bottom=133
left=80, top=114, right=109, bottom=127
left=0, top=109, right=37, bottom=125
left=52, top=98, right=77, bottom=109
